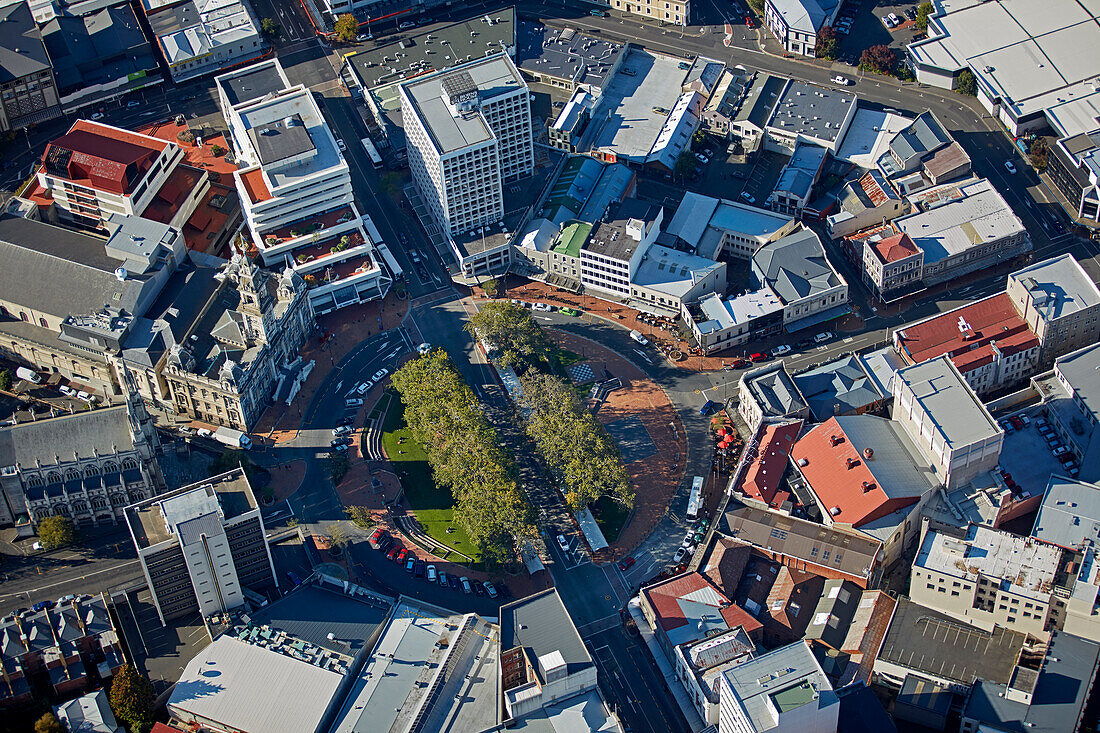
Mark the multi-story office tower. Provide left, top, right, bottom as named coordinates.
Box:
left=125, top=468, right=277, bottom=624
left=400, top=53, right=533, bottom=239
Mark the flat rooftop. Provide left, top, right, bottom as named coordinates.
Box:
left=692, top=288, right=783, bottom=334
left=916, top=525, right=1061, bottom=601
left=877, top=596, right=1025, bottom=686
left=665, top=191, right=795, bottom=254
left=767, top=80, right=855, bottom=144
left=346, top=9, right=515, bottom=92
left=125, top=469, right=255, bottom=549
left=1009, top=253, right=1100, bottom=322
left=516, top=20, right=623, bottom=89
left=894, top=356, right=1002, bottom=447
left=895, top=178, right=1025, bottom=263
left=835, top=109, right=912, bottom=167
left=590, top=47, right=690, bottom=162
left=235, top=87, right=341, bottom=190
left=499, top=589, right=592, bottom=681
left=1032, top=475, right=1100, bottom=550
left=586, top=198, right=660, bottom=262
left=631, top=244, right=724, bottom=299
left=401, top=53, right=524, bottom=155
left=721, top=641, right=834, bottom=731
left=218, top=60, right=288, bottom=107
left=906, top=0, right=1100, bottom=137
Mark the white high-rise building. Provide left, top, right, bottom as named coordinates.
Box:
left=400, top=53, right=533, bottom=240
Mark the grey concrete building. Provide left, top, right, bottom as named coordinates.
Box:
left=0, top=0, right=62, bottom=132
left=125, top=467, right=277, bottom=624
left=1006, top=253, right=1100, bottom=364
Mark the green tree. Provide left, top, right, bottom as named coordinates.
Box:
left=109, top=665, right=154, bottom=733
left=466, top=301, right=552, bottom=372
left=1030, top=137, right=1049, bottom=171
left=518, top=373, right=634, bottom=512
left=326, top=523, right=352, bottom=556
left=955, top=68, right=977, bottom=96
left=334, top=14, right=359, bottom=42
left=34, top=712, right=64, bottom=733
left=0, top=369, right=11, bottom=391
left=327, top=449, right=350, bottom=484
left=481, top=278, right=499, bottom=298
left=37, top=516, right=75, bottom=550
left=673, top=151, right=695, bottom=182
left=210, top=143, right=226, bottom=157
left=260, top=17, right=281, bottom=38
left=915, top=1, right=933, bottom=31
left=815, top=25, right=838, bottom=60
left=746, top=0, right=764, bottom=14
left=345, top=506, right=374, bottom=528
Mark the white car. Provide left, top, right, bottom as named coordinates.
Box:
left=417, top=342, right=432, bottom=355
left=1004, top=160, right=1017, bottom=174
left=694, top=153, right=709, bottom=164
left=356, top=33, right=371, bottom=42
left=557, top=534, right=571, bottom=552
left=336, top=138, right=347, bottom=152
left=772, top=344, right=792, bottom=357
left=831, top=75, right=850, bottom=86
left=59, top=385, right=76, bottom=397
left=196, top=428, right=213, bottom=438
left=814, top=331, right=833, bottom=343
left=76, top=391, right=95, bottom=404
left=399, top=21, right=416, bottom=30
left=630, top=330, right=649, bottom=346
left=332, top=425, right=352, bottom=437
left=90, top=112, right=105, bottom=120
left=356, top=380, right=373, bottom=395
left=881, top=14, right=892, bottom=28
left=888, top=12, right=901, bottom=25
left=740, top=192, right=755, bottom=204
left=373, top=367, right=389, bottom=382
left=531, top=302, right=552, bottom=312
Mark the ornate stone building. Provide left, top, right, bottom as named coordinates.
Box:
left=162, top=253, right=314, bottom=431
left=0, top=372, right=164, bottom=528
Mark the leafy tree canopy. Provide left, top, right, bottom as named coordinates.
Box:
left=37, top=516, right=75, bottom=551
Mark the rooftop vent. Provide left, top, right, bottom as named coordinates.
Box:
left=863, top=447, right=874, bottom=460
left=862, top=481, right=876, bottom=492
left=846, top=457, right=860, bottom=469
left=830, top=506, right=841, bottom=516
left=830, top=435, right=844, bottom=447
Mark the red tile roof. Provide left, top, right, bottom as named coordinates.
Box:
left=643, top=572, right=762, bottom=635
left=42, top=121, right=169, bottom=196
left=896, top=293, right=1040, bottom=374
left=870, top=232, right=919, bottom=265
left=858, top=172, right=891, bottom=207
left=737, top=420, right=801, bottom=509
left=790, top=418, right=920, bottom=527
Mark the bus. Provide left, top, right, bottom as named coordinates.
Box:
left=361, top=137, right=383, bottom=169
left=687, top=476, right=703, bottom=520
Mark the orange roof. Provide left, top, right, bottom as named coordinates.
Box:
left=643, top=572, right=763, bottom=636
left=790, top=418, right=922, bottom=527
left=898, top=293, right=1040, bottom=373
left=137, top=121, right=239, bottom=177
left=240, top=168, right=271, bottom=203
left=870, top=232, right=919, bottom=264
left=182, top=182, right=235, bottom=255
left=738, top=420, right=801, bottom=509
left=141, top=164, right=203, bottom=224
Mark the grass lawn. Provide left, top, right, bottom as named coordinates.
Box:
left=380, top=393, right=481, bottom=565
left=548, top=344, right=586, bottom=379
left=591, top=495, right=631, bottom=544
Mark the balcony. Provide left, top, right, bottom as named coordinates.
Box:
left=302, top=252, right=382, bottom=293
left=255, top=205, right=363, bottom=262
left=291, top=229, right=369, bottom=273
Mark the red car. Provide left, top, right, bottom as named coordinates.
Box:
left=369, top=528, right=385, bottom=549
left=749, top=352, right=768, bottom=362
left=618, top=556, right=636, bottom=571
left=386, top=545, right=401, bottom=561
left=744, top=15, right=755, bottom=27
left=395, top=548, right=409, bottom=564
left=1010, top=416, right=1024, bottom=429
left=728, top=358, right=749, bottom=369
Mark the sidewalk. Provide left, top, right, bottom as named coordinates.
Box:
left=627, top=598, right=707, bottom=732
left=254, top=291, right=409, bottom=441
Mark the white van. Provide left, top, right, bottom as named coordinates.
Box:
left=345, top=398, right=364, bottom=409
left=15, top=367, right=41, bottom=384
left=629, top=330, right=649, bottom=346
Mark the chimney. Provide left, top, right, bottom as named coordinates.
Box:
left=830, top=435, right=844, bottom=447
left=863, top=447, right=874, bottom=460
left=862, top=481, right=876, bottom=492
left=846, top=457, right=860, bottom=469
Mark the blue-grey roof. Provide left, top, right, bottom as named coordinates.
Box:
left=963, top=631, right=1100, bottom=733
left=177, top=512, right=225, bottom=546
left=500, top=589, right=592, bottom=680
left=794, top=355, right=885, bottom=421
left=889, top=111, right=951, bottom=164
left=753, top=228, right=841, bottom=304
left=1032, top=475, right=1100, bottom=550
left=745, top=363, right=807, bottom=418
left=245, top=583, right=391, bottom=658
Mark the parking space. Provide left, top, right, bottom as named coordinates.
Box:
left=554, top=531, right=592, bottom=571
left=833, top=1, right=925, bottom=65
left=114, top=589, right=210, bottom=695
left=996, top=408, right=1076, bottom=497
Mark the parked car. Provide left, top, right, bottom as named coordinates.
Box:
left=460, top=576, right=473, bottom=594
left=881, top=14, right=893, bottom=28
left=356, top=33, right=371, bottom=42
left=330, top=437, right=351, bottom=448
left=590, top=8, right=608, bottom=15
left=831, top=76, right=850, bottom=86
left=345, top=398, right=363, bottom=408
left=888, top=12, right=901, bottom=25
left=814, top=331, right=833, bottom=343
left=336, top=138, right=347, bottom=152
left=700, top=400, right=720, bottom=416
left=728, top=357, right=749, bottom=369
left=368, top=528, right=386, bottom=549
left=1053, top=446, right=1070, bottom=456
left=472, top=581, right=485, bottom=596
left=395, top=548, right=408, bottom=564
left=1004, top=160, right=1017, bottom=174
left=999, top=419, right=1014, bottom=433
left=90, top=111, right=105, bottom=120
left=405, top=556, right=416, bottom=573
left=373, top=367, right=389, bottom=382
left=532, top=302, right=552, bottom=312
left=76, top=391, right=95, bottom=403
left=559, top=307, right=580, bottom=317
left=438, top=570, right=448, bottom=587
left=695, top=153, right=709, bottom=164
left=740, top=192, right=756, bottom=204
left=333, top=425, right=352, bottom=437
left=418, top=342, right=432, bottom=355
left=557, top=533, right=571, bottom=552
left=426, top=564, right=436, bottom=582
left=399, top=21, right=416, bottom=29
left=356, top=380, right=373, bottom=395
left=618, top=556, right=636, bottom=571
left=59, top=385, right=76, bottom=397
left=413, top=560, right=426, bottom=578
left=1019, top=415, right=1031, bottom=426
left=483, top=581, right=498, bottom=598
left=448, top=574, right=460, bottom=590
left=630, top=330, right=649, bottom=346
left=749, top=352, right=768, bottom=362
left=386, top=545, right=400, bottom=561
left=771, top=344, right=792, bottom=357
left=337, top=416, right=355, bottom=427
left=673, top=547, right=688, bottom=563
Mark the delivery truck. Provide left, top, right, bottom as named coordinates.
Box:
left=15, top=367, right=41, bottom=384
left=213, top=426, right=253, bottom=450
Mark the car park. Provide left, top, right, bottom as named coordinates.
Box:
left=772, top=344, right=792, bottom=357
left=557, top=534, right=571, bottom=552
left=1004, top=160, right=1017, bottom=174
left=426, top=564, right=437, bottom=582
left=483, top=581, right=498, bottom=598
left=814, top=331, right=833, bottom=343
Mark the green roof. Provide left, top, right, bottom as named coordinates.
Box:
left=553, top=221, right=591, bottom=258
left=770, top=680, right=817, bottom=713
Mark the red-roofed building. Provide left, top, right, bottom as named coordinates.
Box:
left=893, top=293, right=1041, bottom=395
left=35, top=120, right=180, bottom=230
left=790, top=414, right=941, bottom=563
left=733, top=558, right=825, bottom=648
left=735, top=419, right=802, bottom=511
left=31, top=120, right=238, bottom=254
left=861, top=230, right=924, bottom=299
left=640, top=572, right=762, bottom=660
